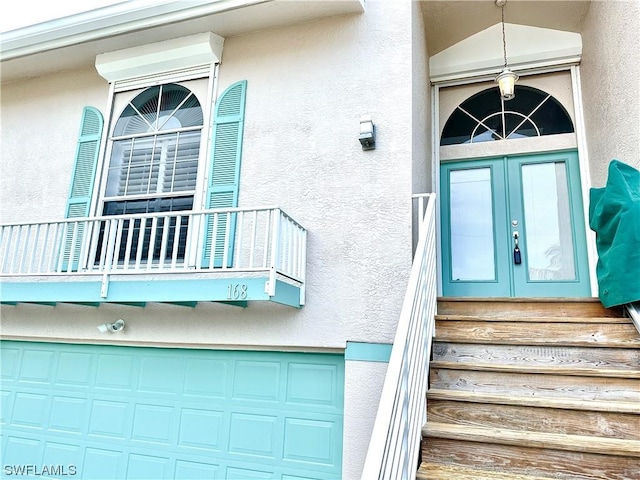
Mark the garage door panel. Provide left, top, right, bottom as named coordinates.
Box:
left=1, top=341, right=344, bottom=480
left=19, top=349, right=55, bottom=383
left=132, top=404, right=176, bottom=444
left=89, top=399, right=131, bottom=439
left=1, top=389, right=12, bottom=424
left=3, top=435, right=42, bottom=465
left=178, top=408, right=225, bottom=450
left=184, top=358, right=228, bottom=398
left=95, top=353, right=137, bottom=390
left=138, top=356, right=186, bottom=395
left=283, top=417, right=337, bottom=466
left=175, top=459, right=223, bottom=480
left=42, top=441, right=83, bottom=470
left=1, top=347, right=19, bottom=378
left=229, top=412, right=280, bottom=458
left=56, top=351, right=93, bottom=386
left=226, top=465, right=274, bottom=480
left=286, top=362, right=342, bottom=408
left=12, top=392, right=48, bottom=428
left=50, top=395, right=88, bottom=433
left=83, top=447, right=124, bottom=480
left=127, top=452, right=171, bottom=479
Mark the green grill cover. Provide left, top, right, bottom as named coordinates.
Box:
left=589, top=160, right=640, bottom=308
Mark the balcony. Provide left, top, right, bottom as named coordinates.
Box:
left=0, top=207, right=306, bottom=308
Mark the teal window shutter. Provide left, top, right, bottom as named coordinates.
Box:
left=62, top=107, right=104, bottom=270
left=202, top=80, right=247, bottom=268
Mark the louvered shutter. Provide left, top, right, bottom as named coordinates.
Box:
left=62, top=107, right=103, bottom=270
left=202, top=81, right=247, bottom=268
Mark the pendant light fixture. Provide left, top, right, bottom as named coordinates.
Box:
left=495, top=0, right=518, bottom=100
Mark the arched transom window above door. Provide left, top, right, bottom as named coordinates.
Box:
left=441, top=85, right=574, bottom=146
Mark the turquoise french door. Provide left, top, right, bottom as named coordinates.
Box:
left=441, top=151, right=590, bottom=297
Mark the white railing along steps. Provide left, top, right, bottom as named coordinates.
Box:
left=360, top=193, right=438, bottom=480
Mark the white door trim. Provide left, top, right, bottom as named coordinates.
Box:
left=431, top=64, right=597, bottom=297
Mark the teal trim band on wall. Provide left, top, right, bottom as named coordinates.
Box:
left=345, top=341, right=392, bottom=363
left=0, top=277, right=303, bottom=308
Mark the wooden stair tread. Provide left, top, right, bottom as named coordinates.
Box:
left=423, top=438, right=639, bottom=480
left=438, top=297, right=605, bottom=303
left=416, top=462, right=558, bottom=480
left=435, top=314, right=631, bottom=323
left=435, top=320, right=640, bottom=347
left=437, top=298, right=624, bottom=318
left=423, top=299, right=637, bottom=479
left=429, top=360, right=640, bottom=378
left=431, top=368, right=640, bottom=404
left=423, top=422, right=640, bottom=457
left=427, top=399, right=640, bottom=440
left=432, top=342, right=640, bottom=374
left=426, top=389, right=640, bottom=414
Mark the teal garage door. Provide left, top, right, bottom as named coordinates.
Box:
left=0, top=341, right=344, bottom=480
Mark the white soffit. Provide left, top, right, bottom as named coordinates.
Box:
left=95, top=32, right=224, bottom=82
left=430, top=23, right=582, bottom=83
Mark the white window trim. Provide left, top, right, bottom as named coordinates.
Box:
left=89, top=63, right=219, bottom=269
left=95, top=32, right=223, bottom=84
left=95, top=69, right=216, bottom=210
left=91, top=33, right=224, bottom=222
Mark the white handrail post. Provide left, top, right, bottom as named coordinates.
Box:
left=299, top=228, right=308, bottom=305
left=100, top=219, right=117, bottom=298
left=267, top=208, right=281, bottom=297
left=418, top=195, right=425, bottom=240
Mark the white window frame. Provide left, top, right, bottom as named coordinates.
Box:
left=98, top=73, right=215, bottom=215
left=91, top=32, right=225, bottom=222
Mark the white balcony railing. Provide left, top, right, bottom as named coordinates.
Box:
left=360, top=193, right=438, bottom=480
left=0, top=207, right=306, bottom=302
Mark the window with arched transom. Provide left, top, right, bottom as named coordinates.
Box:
left=441, top=85, right=574, bottom=146
left=104, top=82, right=204, bottom=215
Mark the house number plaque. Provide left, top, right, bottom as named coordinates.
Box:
left=227, top=283, right=248, bottom=300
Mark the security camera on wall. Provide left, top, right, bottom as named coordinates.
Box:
left=97, top=319, right=125, bottom=333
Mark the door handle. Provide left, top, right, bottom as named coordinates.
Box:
left=513, top=231, right=522, bottom=265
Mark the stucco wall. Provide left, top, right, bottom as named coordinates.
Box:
left=580, top=0, right=640, bottom=186
left=411, top=0, right=431, bottom=248
left=0, top=3, right=415, bottom=478
left=0, top=2, right=413, bottom=349
left=0, top=66, right=108, bottom=224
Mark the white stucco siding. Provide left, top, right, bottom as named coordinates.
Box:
left=580, top=0, right=640, bottom=187
left=217, top=1, right=415, bottom=345
left=0, top=66, right=108, bottom=224
left=343, top=359, right=388, bottom=480
left=411, top=2, right=431, bottom=191
left=0, top=3, right=414, bottom=348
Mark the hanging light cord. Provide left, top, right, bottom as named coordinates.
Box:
left=501, top=4, right=508, bottom=69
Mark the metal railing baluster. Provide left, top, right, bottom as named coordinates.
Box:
left=0, top=207, right=307, bottom=304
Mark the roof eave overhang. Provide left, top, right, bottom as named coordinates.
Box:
left=1, top=0, right=365, bottom=63
left=0, top=0, right=272, bottom=62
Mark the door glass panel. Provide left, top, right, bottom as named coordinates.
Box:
left=449, top=168, right=496, bottom=281
left=521, top=162, right=576, bottom=280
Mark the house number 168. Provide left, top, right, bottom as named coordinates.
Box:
left=227, top=283, right=248, bottom=300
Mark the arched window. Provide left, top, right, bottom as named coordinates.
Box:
left=101, top=82, right=204, bottom=263
left=441, top=86, right=574, bottom=146
left=104, top=83, right=203, bottom=215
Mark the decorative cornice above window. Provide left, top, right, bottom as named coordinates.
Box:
left=95, top=32, right=224, bottom=83
left=430, top=23, right=582, bottom=83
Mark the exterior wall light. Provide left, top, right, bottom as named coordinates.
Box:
left=359, top=114, right=376, bottom=150
left=97, top=319, right=125, bottom=333
left=495, top=0, right=518, bottom=100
